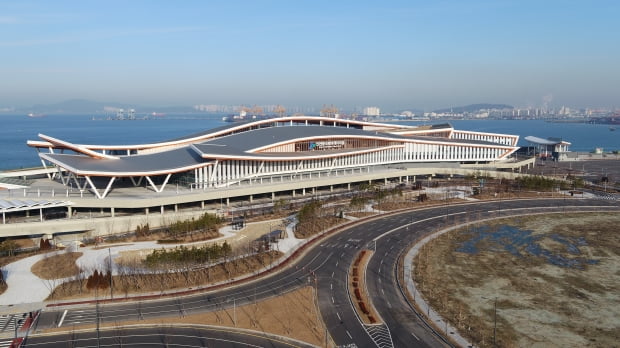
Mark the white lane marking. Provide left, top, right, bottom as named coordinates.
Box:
left=346, top=330, right=353, bottom=339
left=330, top=283, right=333, bottom=290
left=387, top=300, right=392, bottom=308
left=332, top=296, right=335, bottom=304
left=411, top=332, right=420, bottom=340
left=381, top=288, right=385, bottom=295
left=331, top=271, right=335, bottom=278
left=337, top=312, right=341, bottom=321
left=58, top=310, right=68, bottom=327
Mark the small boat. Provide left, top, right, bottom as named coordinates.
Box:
left=27, top=113, right=46, bottom=118
left=223, top=110, right=248, bottom=122
left=610, top=127, right=616, bottom=131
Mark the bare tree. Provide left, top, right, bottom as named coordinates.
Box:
left=114, top=321, right=126, bottom=348
left=41, top=277, right=59, bottom=301
left=73, top=266, right=86, bottom=295
left=67, top=325, right=77, bottom=348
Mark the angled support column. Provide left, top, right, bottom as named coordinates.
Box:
left=71, top=174, right=88, bottom=191
left=84, top=176, right=116, bottom=199
left=145, top=174, right=172, bottom=193
left=68, top=173, right=83, bottom=191
left=129, top=176, right=144, bottom=187
left=57, top=166, right=67, bottom=185
left=40, top=159, right=53, bottom=180
left=208, top=161, right=219, bottom=187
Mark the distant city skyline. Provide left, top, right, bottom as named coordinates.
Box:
left=1, top=0, right=619, bottom=110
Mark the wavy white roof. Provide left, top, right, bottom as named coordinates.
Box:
left=32, top=116, right=519, bottom=177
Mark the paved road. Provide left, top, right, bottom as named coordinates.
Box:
left=358, top=198, right=619, bottom=347
left=23, top=325, right=313, bottom=347
left=311, top=198, right=619, bottom=347
left=32, top=197, right=619, bottom=347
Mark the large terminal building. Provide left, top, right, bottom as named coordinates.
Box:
left=2, top=116, right=527, bottom=236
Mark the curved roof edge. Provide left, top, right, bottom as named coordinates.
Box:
left=28, top=116, right=453, bottom=152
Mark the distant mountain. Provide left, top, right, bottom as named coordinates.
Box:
left=433, top=104, right=513, bottom=114
left=16, top=99, right=130, bottom=114
left=12, top=99, right=196, bottom=115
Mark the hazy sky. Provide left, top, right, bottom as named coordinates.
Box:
left=1, top=0, right=619, bottom=111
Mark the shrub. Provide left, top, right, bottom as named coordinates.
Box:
left=359, top=301, right=369, bottom=314
left=86, top=269, right=111, bottom=290
left=354, top=288, right=362, bottom=301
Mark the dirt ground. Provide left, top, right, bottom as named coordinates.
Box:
left=42, top=286, right=330, bottom=347
left=31, top=252, right=82, bottom=279
left=414, top=212, right=620, bottom=348
left=294, top=216, right=345, bottom=239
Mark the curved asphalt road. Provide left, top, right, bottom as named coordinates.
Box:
left=359, top=198, right=619, bottom=347
left=32, top=197, right=619, bottom=348
left=23, top=325, right=313, bottom=347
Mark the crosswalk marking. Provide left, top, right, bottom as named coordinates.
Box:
left=0, top=339, right=15, bottom=348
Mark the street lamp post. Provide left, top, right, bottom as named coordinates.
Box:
left=493, top=297, right=497, bottom=348
left=498, top=190, right=501, bottom=216
left=444, top=190, right=449, bottom=224
left=481, top=296, right=498, bottom=347
left=108, top=248, right=113, bottom=299
left=96, top=296, right=101, bottom=348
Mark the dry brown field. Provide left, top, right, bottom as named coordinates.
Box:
left=414, top=212, right=620, bottom=348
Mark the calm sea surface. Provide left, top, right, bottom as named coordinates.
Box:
left=0, top=114, right=617, bottom=170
